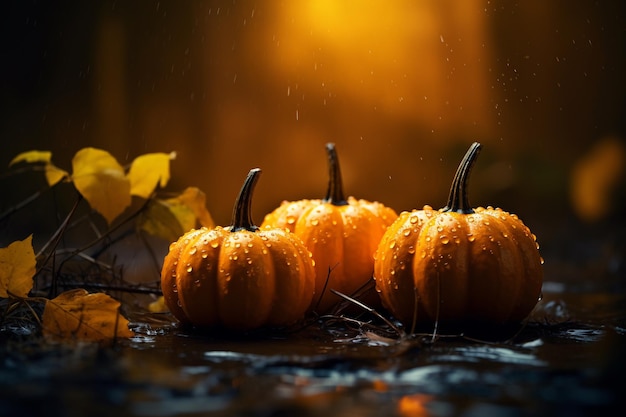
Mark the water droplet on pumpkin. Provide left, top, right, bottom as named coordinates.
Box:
left=311, top=219, right=319, bottom=226
left=389, top=241, right=396, bottom=249
left=186, top=265, right=193, bottom=273
left=409, top=215, right=418, bottom=224
left=440, top=235, right=450, bottom=244
left=436, top=226, right=444, bottom=233
left=286, top=216, right=296, bottom=225
left=403, top=229, right=411, bottom=237
left=210, top=240, right=219, bottom=248
left=407, top=246, right=416, bottom=254
left=188, top=247, right=197, bottom=255
left=540, top=257, right=545, bottom=265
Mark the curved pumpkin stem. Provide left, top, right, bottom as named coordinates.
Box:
left=230, top=168, right=261, bottom=232
left=323, top=143, right=349, bottom=206
left=443, top=142, right=481, bottom=214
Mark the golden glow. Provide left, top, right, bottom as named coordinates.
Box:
left=270, top=0, right=494, bottom=129
left=571, top=136, right=625, bottom=222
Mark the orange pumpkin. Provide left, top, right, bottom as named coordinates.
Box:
left=374, top=142, right=543, bottom=330
left=161, top=168, right=316, bottom=330
left=262, top=143, right=398, bottom=312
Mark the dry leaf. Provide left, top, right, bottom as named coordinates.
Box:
left=42, top=289, right=134, bottom=342
left=71, top=147, right=131, bottom=224
left=128, top=151, right=176, bottom=199
left=0, top=235, right=35, bottom=299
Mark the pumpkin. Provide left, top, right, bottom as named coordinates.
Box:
left=262, top=143, right=398, bottom=312
left=161, top=168, right=316, bottom=330
left=374, top=142, right=543, bottom=330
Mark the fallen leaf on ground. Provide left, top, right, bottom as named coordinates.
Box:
left=42, top=288, right=134, bottom=342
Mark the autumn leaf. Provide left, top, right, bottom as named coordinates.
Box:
left=140, top=187, right=215, bottom=242
left=0, top=235, right=35, bottom=299
left=175, top=186, right=215, bottom=228
left=128, top=151, right=177, bottom=199
left=140, top=199, right=188, bottom=243
left=9, top=150, right=69, bottom=186
left=44, top=164, right=69, bottom=186
left=72, top=147, right=131, bottom=224
left=9, top=150, right=53, bottom=166
left=42, top=289, right=134, bottom=342
left=148, top=296, right=169, bottom=313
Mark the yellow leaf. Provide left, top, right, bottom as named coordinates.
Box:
left=139, top=199, right=188, bottom=243
left=128, top=151, right=176, bottom=199
left=42, top=289, right=134, bottom=342
left=148, top=296, right=169, bottom=313
left=72, top=147, right=131, bottom=224
left=9, top=150, right=53, bottom=166
left=176, top=186, right=215, bottom=228
left=44, top=164, right=69, bottom=186
left=0, top=235, right=35, bottom=299
left=140, top=187, right=215, bottom=241
left=9, top=150, right=69, bottom=187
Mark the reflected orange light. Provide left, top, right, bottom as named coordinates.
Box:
left=398, top=393, right=433, bottom=417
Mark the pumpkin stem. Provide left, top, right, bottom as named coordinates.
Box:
left=322, top=143, right=349, bottom=206
left=230, top=168, right=261, bottom=232
left=443, top=142, right=481, bottom=214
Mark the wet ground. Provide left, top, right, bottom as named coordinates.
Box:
left=1, top=288, right=625, bottom=417
left=1, top=219, right=625, bottom=417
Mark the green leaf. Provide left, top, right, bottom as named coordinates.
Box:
left=0, top=235, right=36, bottom=299
left=128, top=151, right=176, bottom=199
left=71, top=147, right=131, bottom=224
